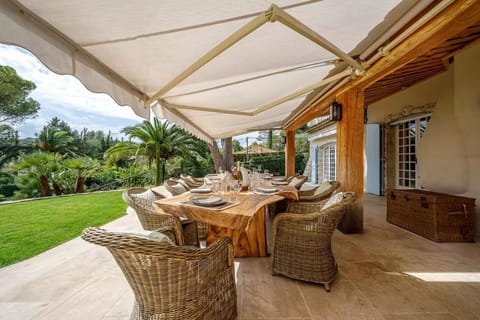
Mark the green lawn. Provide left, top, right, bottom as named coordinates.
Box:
left=0, top=191, right=127, bottom=268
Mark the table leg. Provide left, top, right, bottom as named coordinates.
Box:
left=206, top=207, right=267, bottom=258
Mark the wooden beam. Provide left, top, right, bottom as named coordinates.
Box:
left=285, top=130, right=296, bottom=177
left=286, top=0, right=480, bottom=131
left=336, top=89, right=364, bottom=234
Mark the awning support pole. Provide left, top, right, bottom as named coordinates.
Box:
left=146, top=8, right=272, bottom=106
left=164, top=69, right=351, bottom=116
left=270, top=4, right=365, bottom=74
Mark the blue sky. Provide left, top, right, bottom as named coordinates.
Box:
left=0, top=44, right=145, bottom=138
left=0, top=44, right=259, bottom=145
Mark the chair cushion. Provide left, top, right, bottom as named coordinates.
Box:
left=314, top=182, right=332, bottom=196
left=288, top=176, right=305, bottom=188
left=113, top=230, right=174, bottom=245
left=321, top=192, right=344, bottom=210
left=167, top=183, right=188, bottom=196
left=151, top=186, right=172, bottom=198
left=132, top=189, right=162, bottom=204
left=240, top=167, right=250, bottom=187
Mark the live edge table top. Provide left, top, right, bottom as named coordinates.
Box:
left=154, top=192, right=284, bottom=231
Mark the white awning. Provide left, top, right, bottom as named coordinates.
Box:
left=0, top=0, right=436, bottom=143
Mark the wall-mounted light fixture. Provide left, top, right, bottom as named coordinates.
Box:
left=329, top=101, right=342, bottom=121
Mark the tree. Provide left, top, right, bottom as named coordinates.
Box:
left=63, top=157, right=100, bottom=193
left=110, top=118, right=206, bottom=185
left=12, top=151, right=60, bottom=197
left=221, top=137, right=233, bottom=171
left=232, top=139, right=243, bottom=152
left=37, top=117, right=76, bottom=154
left=0, top=65, right=40, bottom=124
left=0, top=124, right=33, bottom=168
left=208, top=141, right=223, bottom=173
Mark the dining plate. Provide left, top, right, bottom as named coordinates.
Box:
left=191, top=196, right=227, bottom=207
left=273, top=177, right=286, bottom=181
left=256, top=187, right=279, bottom=193
left=271, top=181, right=288, bottom=185
left=190, top=188, right=212, bottom=194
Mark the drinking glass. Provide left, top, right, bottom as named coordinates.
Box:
left=231, top=181, right=241, bottom=202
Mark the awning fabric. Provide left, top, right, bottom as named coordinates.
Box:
left=0, top=0, right=433, bottom=143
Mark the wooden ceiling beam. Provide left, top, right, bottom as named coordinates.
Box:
left=286, top=0, right=480, bottom=131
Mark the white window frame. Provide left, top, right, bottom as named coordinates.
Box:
left=394, top=114, right=430, bottom=189
left=323, top=143, right=336, bottom=182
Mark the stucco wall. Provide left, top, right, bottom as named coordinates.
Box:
left=368, top=43, right=480, bottom=236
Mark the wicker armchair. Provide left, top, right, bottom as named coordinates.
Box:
left=81, top=227, right=237, bottom=320
left=297, top=181, right=341, bottom=201
left=271, top=192, right=357, bottom=291
left=162, top=181, right=208, bottom=240
left=123, top=188, right=199, bottom=246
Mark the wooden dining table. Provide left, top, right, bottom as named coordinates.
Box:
left=153, top=185, right=298, bottom=257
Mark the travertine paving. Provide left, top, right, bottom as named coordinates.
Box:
left=1, top=194, right=479, bottom=319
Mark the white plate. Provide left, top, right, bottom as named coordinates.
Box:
left=272, top=181, right=288, bottom=185
left=190, top=188, right=212, bottom=194
left=191, top=196, right=227, bottom=207
left=256, top=187, right=279, bottom=193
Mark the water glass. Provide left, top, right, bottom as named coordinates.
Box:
left=230, top=181, right=241, bottom=202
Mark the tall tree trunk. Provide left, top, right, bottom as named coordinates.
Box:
left=268, top=129, right=273, bottom=149
left=222, top=137, right=234, bottom=171
left=75, top=177, right=85, bottom=193
left=39, top=175, right=52, bottom=197
left=155, top=143, right=161, bottom=185
left=53, top=183, right=62, bottom=195
left=208, top=141, right=223, bottom=173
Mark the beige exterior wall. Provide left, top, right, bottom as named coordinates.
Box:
left=368, top=43, right=480, bottom=236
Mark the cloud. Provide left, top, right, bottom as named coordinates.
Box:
left=0, top=44, right=145, bottom=138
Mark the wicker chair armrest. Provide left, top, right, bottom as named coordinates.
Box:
left=82, top=228, right=232, bottom=261
left=298, top=193, right=330, bottom=202
left=286, top=199, right=328, bottom=214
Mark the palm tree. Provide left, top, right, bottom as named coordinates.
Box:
left=12, top=151, right=62, bottom=197
left=108, top=119, right=206, bottom=185
left=37, top=127, right=75, bottom=154
left=63, top=157, right=100, bottom=193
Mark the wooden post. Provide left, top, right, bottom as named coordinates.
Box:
left=336, top=88, right=364, bottom=233
left=285, top=130, right=296, bottom=177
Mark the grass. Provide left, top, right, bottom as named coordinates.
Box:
left=0, top=191, right=127, bottom=268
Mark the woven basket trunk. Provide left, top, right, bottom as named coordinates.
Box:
left=386, top=189, right=476, bottom=242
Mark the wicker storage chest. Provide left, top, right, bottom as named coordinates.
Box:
left=386, top=189, right=476, bottom=242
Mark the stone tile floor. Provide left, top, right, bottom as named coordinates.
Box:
left=0, top=194, right=479, bottom=319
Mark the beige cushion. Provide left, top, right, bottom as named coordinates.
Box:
left=151, top=186, right=172, bottom=198
left=288, top=176, right=305, bottom=188
left=240, top=167, right=250, bottom=187
left=113, top=230, right=174, bottom=245
left=314, top=182, right=332, bottom=196
left=321, top=192, right=345, bottom=210
left=165, top=181, right=188, bottom=195
left=132, top=189, right=161, bottom=204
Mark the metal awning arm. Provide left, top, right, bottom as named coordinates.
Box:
left=145, top=8, right=273, bottom=106
left=270, top=4, right=365, bottom=74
